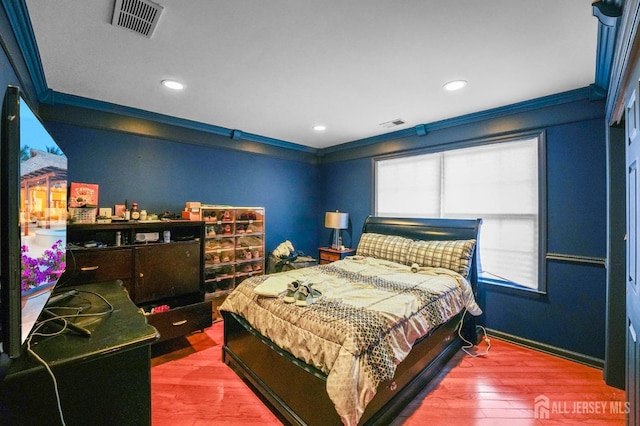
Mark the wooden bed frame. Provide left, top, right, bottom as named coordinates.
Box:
left=222, top=216, right=482, bottom=425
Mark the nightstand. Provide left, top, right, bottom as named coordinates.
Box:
left=318, top=247, right=356, bottom=264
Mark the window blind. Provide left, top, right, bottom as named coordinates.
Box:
left=375, top=136, right=540, bottom=290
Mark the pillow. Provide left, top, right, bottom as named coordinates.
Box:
left=356, top=233, right=413, bottom=265
left=407, top=239, right=476, bottom=277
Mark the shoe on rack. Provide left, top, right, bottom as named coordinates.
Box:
left=295, top=281, right=321, bottom=307
left=283, top=280, right=299, bottom=303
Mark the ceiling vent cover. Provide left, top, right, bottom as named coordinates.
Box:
left=379, top=118, right=406, bottom=129
left=112, top=0, right=164, bottom=38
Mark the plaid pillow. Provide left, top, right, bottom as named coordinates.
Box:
left=407, top=239, right=476, bottom=277
left=356, top=233, right=413, bottom=265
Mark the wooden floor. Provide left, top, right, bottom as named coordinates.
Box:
left=151, top=321, right=626, bottom=425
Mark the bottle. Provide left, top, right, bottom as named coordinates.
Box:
left=140, top=209, right=147, bottom=221
left=115, top=231, right=121, bottom=247
left=131, top=202, right=140, bottom=220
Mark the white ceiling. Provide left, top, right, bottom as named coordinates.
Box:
left=24, top=0, right=598, bottom=149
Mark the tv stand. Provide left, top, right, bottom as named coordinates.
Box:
left=0, top=280, right=158, bottom=425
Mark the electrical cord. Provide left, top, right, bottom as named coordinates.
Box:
left=26, top=335, right=67, bottom=426
left=457, top=307, right=491, bottom=357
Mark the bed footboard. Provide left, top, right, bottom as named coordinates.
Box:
left=222, top=310, right=464, bottom=426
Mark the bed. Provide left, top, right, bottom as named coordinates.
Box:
left=220, top=216, right=483, bottom=425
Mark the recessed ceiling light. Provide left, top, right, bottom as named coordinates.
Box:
left=443, top=80, right=467, bottom=91
left=313, top=125, right=327, bottom=131
left=161, top=79, right=185, bottom=90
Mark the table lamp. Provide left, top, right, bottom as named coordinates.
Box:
left=325, top=211, right=349, bottom=249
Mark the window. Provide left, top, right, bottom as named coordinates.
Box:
left=375, top=134, right=545, bottom=291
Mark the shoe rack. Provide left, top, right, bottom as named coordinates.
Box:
left=201, top=206, right=265, bottom=303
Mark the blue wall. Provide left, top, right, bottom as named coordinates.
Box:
left=44, top=122, right=321, bottom=257
left=319, top=159, right=372, bottom=249
left=318, top=101, right=608, bottom=360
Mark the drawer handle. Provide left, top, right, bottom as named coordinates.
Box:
left=172, top=319, right=187, bottom=326
left=80, top=266, right=99, bottom=272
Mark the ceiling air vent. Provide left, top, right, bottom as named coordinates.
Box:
left=379, top=118, right=406, bottom=129
left=112, top=0, right=164, bottom=38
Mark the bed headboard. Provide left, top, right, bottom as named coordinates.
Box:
left=361, top=216, right=483, bottom=285
left=361, top=216, right=481, bottom=241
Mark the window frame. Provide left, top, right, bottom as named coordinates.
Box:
left=372, top=130, right=548, bottom=294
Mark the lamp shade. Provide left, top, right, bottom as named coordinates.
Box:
left=325, top=211, right=349, bottom=229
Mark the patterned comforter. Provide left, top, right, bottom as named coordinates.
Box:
left=219, top=256, right=481, bottom=425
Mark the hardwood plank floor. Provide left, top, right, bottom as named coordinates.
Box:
left=151, top=321, right=626, bottom=425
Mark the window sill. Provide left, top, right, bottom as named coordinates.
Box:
left=479, top=278, right=547, bottom=298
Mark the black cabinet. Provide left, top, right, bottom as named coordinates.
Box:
left=61, top=221, right=211, bottom=342
left=133, top=240, right=200, bottom=304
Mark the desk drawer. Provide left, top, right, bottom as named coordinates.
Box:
left=62, top=248, right=132, bottom=286
left=147, top=300, right=212, bottom=342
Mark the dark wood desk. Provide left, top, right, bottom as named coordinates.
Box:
left=0, top=280, right=158, bottom=425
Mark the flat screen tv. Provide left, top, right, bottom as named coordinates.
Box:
left=0, top=85, right=67, bottom=372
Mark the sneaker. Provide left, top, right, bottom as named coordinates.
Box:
left=295, top=281, right=321, bottom=307
left=283, top=281, right=299, bottom=303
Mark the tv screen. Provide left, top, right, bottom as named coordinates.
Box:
left=0, top=85, right=67, bottom=361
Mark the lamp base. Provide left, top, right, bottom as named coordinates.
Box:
left=332, top=231, right=340, bottom=250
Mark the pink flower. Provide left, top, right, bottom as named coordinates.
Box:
left=21, top=240, right=66, bottom=293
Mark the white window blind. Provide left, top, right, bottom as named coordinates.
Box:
left=375, top=136, right=541, bottom=290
